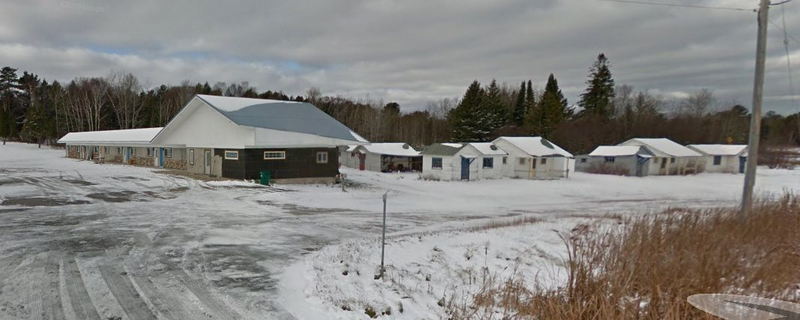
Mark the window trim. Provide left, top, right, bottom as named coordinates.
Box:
left=224, top=150, right=239, bottom=160
left=263, top=151, right=286, bottom=160
left=482, top=157, right=494, bottom=169
left=316, top=151, right=329, bottom=164
left=164, top=148, right=173, bottom=158
left=713, top=155, right=722, bottom=166
left=518, top=157, right=526, bottom=165
left=604, top=156, right=615, bottom=163
left=431, top=157, right=443, bottom=169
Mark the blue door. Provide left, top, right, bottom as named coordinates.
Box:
left=460, top=156, right=471, bottom=180
left=739, top=156, right=746, bottom=173
left=159, top=148, right=165, bottom=167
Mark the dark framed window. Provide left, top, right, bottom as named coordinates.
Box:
left=264, top=151, right=286, bottom=160
left=581, top=158, right=587, bottom=163
left=502, top=157, right=507, bottom=164
left=541, top=158, right=547, bottom=164
left=224, top=150, right=239, bottom=160
left=432, top=157, right=443, bottom=169
left=316, top=151, right=328, bottom=164
left=670, top=157, right=676, bottom=163
left=518, top=158, right=526, bottom=165
left=164, top=148, right=173, bottom=158
left=713, top=155, right=722, bottom=165
left=604, top=156, right=615, bottom=163
left=483, top=157, right=493, bottom=168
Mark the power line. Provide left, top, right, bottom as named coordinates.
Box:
left=598, top=0, right=756, bottom=12
left=780, top=3, right=798, bottom=110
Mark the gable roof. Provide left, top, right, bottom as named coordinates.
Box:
left=196, top=95, right=366, bottom=143
left=621, top=138, right=701, bottom=157
left=360, top=143, right=421, bottom=157
left=57, top=127, right=162, bottom=145
left=421, top=143, right=464, bottom=156
left=468, top=142, right=507, bottom=155
left=589, top=146, right=644, bottom=157
left=688, top=144, right=747, bottom=156
left=493, top=136, right=573, bottom=157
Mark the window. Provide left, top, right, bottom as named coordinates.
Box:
left=604, top=156, right=615, bottom=163
left=541, top=158, right=547, bottom=164
left=117, top=147, right=122, bottom=153
left=502, top=157, right=507, bottom=165
left=189, top=149, right=194, bottom=165
left=483, top=157, right=494, bottom=168
left=224, top=150, right=239, bottom=160
left=518, top=158, right=526, bottom=165
left=103, top=147, right=108, bottom=153
left=713, top=155, right=722, bottom=165
left=316, top=151, right=328, bottom=164
left=670, top=157, right=676, bottom=164
left=581, top=158, right=587, bottom=163
left=432, top=157, right=443, bottom=169
left=264, top=151, right=286, bottom=160
left=660, top=158, right=667, bottom=169
left=164, top=148, right=173, bottom=158
left=146, top=148, right=152, bottom=156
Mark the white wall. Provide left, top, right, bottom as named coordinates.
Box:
left=421, top=146, right=511, bottom=181
left=492, top=139, right=570, bottom=179
left=154, top=99, right=255, bottom=149
left=422, top=154, right=457, bottom=181
left=703, top=155, right=743, bottom=173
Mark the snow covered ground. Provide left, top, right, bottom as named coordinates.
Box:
left=0, top=142, right=798, bottom=319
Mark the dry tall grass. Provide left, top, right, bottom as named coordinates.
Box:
left=452, top=196, right=800, bottom=319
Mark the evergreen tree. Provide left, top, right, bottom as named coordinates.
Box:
left=448, top=80, right=487, bottom=141
left=528, top=74, right=570, bottom=138
left=578, top=53, right=615, bottom=119
left=0, top=67, right=19, bottom=142
left=482, top=79, right=508, bottom=135
left=512, top=81, right=526, bottom=126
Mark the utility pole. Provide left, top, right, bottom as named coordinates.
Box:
left=379, top=191, right=388, bottom=278
left=741, top=0, right=771, bottom=216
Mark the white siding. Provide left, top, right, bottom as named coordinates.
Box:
left=154, top=99, right=255, bottom=149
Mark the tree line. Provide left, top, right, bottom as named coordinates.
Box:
left=1, top=53, right=798, bottom=155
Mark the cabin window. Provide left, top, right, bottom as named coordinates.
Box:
left=483, top=157, right=494, bottom=169
left=502, top=157, right=507, bottom=165
left=103, top=147, right=108, bottom=153
left=117, top=147, right=122, bottom=153
left=713, top=155, right=722, bottom=165
left=189, top=149, right=195, bottom=165
left=264, top=151, right=286, bottom=160
left=541, top=158, right=547, bottom=164
left=146, top=148, right=152, bottom=156
left=581, top=158, right=587, bottom=163
left=670, top=157, right=676, bottom=163
left=518, top=158, right=526, bottom=165
left=660, top=158, right=667, bottom=169
left=316, top=152, right=329, bottom=164
left=164, top=148, right=173, bottom=158
left=224, top=150, right=239, bottom=160
left=604, top=157, right=615, bottom=163
left=432, top=157, right=443, bottom=169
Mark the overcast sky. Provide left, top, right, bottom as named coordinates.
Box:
left=1, top=0, right=798, bottom=114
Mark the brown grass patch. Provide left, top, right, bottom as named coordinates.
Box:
left=451, top=196, right=800, bottom=319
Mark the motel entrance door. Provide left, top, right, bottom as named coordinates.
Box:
left=204, top=150, right=212, bottom=175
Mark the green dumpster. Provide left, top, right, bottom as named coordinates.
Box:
left=259, top=171, right=271, bottom=185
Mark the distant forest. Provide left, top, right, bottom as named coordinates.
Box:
left=1, top=53, right=798, bottom=155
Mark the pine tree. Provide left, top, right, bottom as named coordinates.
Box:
left=512, top=81, right=526, bottom=126
left=448, top=80, right=487, bottom=141
left=0, top=67, right=19, bottom=142
left=578, top=53, right=615, bottom=119
left=481, top=79, right=508, bottom=137
left=530, top=74, right=570, bottom=138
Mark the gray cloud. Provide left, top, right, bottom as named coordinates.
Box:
left=0, top=0, right=798, bottom=114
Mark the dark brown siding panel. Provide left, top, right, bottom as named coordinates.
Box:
left=216, top=148, right=340, bottom=180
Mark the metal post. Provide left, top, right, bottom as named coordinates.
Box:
left=741, top=0, right=771, bottom=216
left=379, top=191, right=388, bottom=278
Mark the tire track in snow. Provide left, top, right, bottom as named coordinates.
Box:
left=61, top=256, right=101, bottom=320
left=170, top=270, right=241, bottom=320
left=98, top=264, right=158, bottom=320
left=41, top=253, right=66, bottom=320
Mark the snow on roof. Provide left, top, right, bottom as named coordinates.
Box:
left=441, top=143, right=463, bottom=148
left=622, top=138, right=701, bottom=157
left=468, top=142, right=507, bottom=155
left=57, top=127, right=163, bottom=145
left=495, top=136, right=573, bottom=157
left=361, top=143, right=421, bottom=157
left=196, top=95, right=365, bottom=143
left=589, top=146, right=642, bottom=157
left=688, top=144, right=747, bottom=156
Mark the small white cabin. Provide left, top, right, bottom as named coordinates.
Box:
left=618, top=138, right=703, bottom=175
left=688, top=144, right=747, bottom=174
left=491, top=136, right=574, bottom=179
left=421, top=142, right=509, bottom=181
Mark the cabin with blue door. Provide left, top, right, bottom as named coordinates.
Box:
left=421, top=142, right=510, bottom=181
left=687, top=144, right=748, bottom=174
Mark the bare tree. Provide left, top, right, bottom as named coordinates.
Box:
left=107, top=72, right=144, bottom=129
left=680, top=89, right=715, bottom=117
